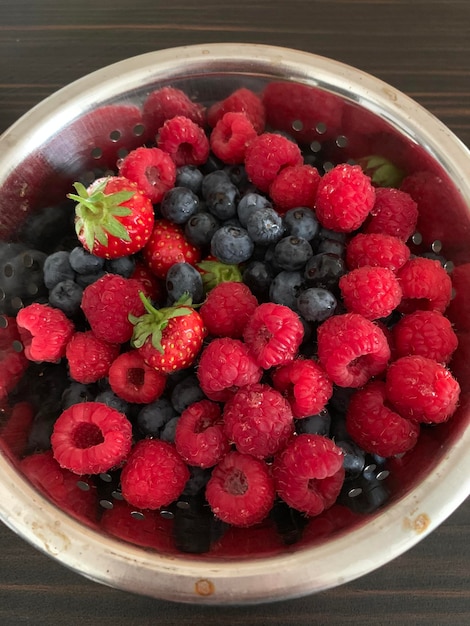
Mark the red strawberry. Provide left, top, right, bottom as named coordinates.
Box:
left=130, top=293, right=206, bottom=374
left=142, top=219, right=201, bottom=280
left=68, top=176, right=154, bottom=259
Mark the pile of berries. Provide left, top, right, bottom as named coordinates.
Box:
left=0, top=82, right=463, bottom=553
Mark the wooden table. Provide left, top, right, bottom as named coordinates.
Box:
left=0, top=1, right=469, bottom=623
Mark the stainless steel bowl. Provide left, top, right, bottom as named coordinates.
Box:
left=0, top=43, right=469, bottom=604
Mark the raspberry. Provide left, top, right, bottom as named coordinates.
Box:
left=120, top=438, right=190, bottom=510
left=174, top=399, right=230, bottom=468
left=20, top=450, right=97, bottom=523
left=314, top=163, right=375, bottom=233
left=205, top=451, right=275, bottom=527
left=66, top=331, right=119, bottom=384
left=272, top=434, right=345, bottom=516
left=385, top=355, right=460, bottom=424
left=244, top=133, right=303, bottom=193
left=51, top=402, right=133, bottom=475
left=108, top=350, right=167, bottom=404
left=268, top=164, right=321, bottom=214
left=81, top=273, right=146, bottom=344
left=346, top=381, right=420, bottom=457
left=199, top=281, right=258, bottom=338
left=392, top=310, right=458, bottom=364
left=339, top=266, right=403, bottom=321
left=0, top=317, right=29, bottom=399
left=207, top=87, right=266, bottom=134
left=223, top=383, right=294, bottom=458
left=243, top=302, right=304, bottom=369
left=16, top=303, right=75, bottom=362
left=196, top=337, right=262, bottom=402
left=345, top=233, right=411, bottom=272
left=317, top=313, right=391, bottom=387
left=157, top=115, right=210, bottom=167
left=142, top=86, right=206, bottom=135
left=209, top=112, right=258, bottom=165
left=397, top=257, right=452, bottom=314
left=271, top=358, right=333, bottom=418
left=118, top=147, right=176, bottom=204
left=364, top=187, right=418, bottom=241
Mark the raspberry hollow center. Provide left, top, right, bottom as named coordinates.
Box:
left=195, top=415, right=215, bottom=433
left=224, top=468, right=248, bottom=495
left=127, top=367, right=145, bottom=389
left=72, top=422, right=104, bottom=449
left=145, top=165, right=161, bottom=187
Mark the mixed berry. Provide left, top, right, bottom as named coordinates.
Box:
left=0, top=81, right=464, bottom=555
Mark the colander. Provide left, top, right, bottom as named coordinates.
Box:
left=0, top=43, right=469, bottom=605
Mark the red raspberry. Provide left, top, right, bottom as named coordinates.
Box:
left=157, top=115, right=210, bottom=167
left=314, top=163, right=375, bottom=233
left=317, top=313, right=391, bottom=387
left=143, top=219, right=201, bottom=280
left=142, top=86, right=206, bottom=135
left=209, top=112, right=258, bottom=165
left=118, top=146, right=176, bottom=204
left=120, top=438, right=190, bottom=510
left=0, top=317, right=29, bottom=399
left=271, top=358, right=333, bottom=418
left=345, top=232, right=411, bottom=272
left=392, top=310, right=458, bottom=364
left=81, top=273, right=146, bottom=345
left=196, top=337, right=262, bottom=402
left=199, top=281, right=258, bottom=338
left=397, top=257, right=452, bottom=314
left=346, top=381, right=420, bottom=457
left=272, top=434, right=345, bottom=516
left=108, top=350, right=167, bottom=404
left=223, top=383, right=294, bottom=459
left=205, top=451, right=275, bottom=527
left=174, top=399, right=230, bottom=468
left=66, top=331, right=119, bottom=384
left=244, top=133, right=303, bottom=193
left=364, top=187, right=418, bottom=241
left=269, top=164, right=321, bottom=214
left=262, top=82, right=343, bottom=143
left=16, top=303, right=74, bottom=363
left=207, top=87, right=266, bottom=134
left=20, top=451, right=97, bottom=523
left=339, top=266, right=403, bottom=321
left=51, top=402, right=133, bottom=475
left=446, top=263, right=470, bottom=332
left=243, top=302, right=304, bottom=369
left=385, top=355, right=460, bottom=424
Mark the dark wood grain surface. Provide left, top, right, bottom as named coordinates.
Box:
left=0, top=1, right=469, bottom=624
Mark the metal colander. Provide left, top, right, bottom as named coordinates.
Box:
left=0, top=43, right=469, bottom=604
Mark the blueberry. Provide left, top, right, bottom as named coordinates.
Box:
left=0, top=248, right=47, bottom=314
left=242, top=260, right=274, bottom=302
left=160, top=415, right=180, bottom=443
left=69, top=246, right=105, bottom=275
left=295, top=409, right=331, bottom=436
left=296, top=287, right=337, bottom=322
left=283, top=207, right=319, bottom=241
left=211, top=225, right=254, bottom=265
left=336, top=440, right=366, bottom=478
left=304, top=252, right=346, bottom=290
left=27, top=405, right=60, bottom=452
left=246, top=207, right=284, bottom=245
left=204, top=179, right=240, bottom=221
left=317, top=238, right=345, bottom=257
left=95, top=389, right=130, bottom=414
left=166, top=262, right=204, bottom=304
left=319, top=227, right=347, bottom=244
left=185, top=211, right=220, bottom=247
left=175, top=165, right=204, bottom=194
left=43, top=251, right=75, bottom=289
left=237, top=192, right=272, bottom=227
left=270, top=499, right=309, bottom=546
left=18, top=202, right=75, bottom=254
left=199, top=153, right=225, bottom=175
left=48, top=279, right=83, bottom=317
left=223, top=164, right=250, bottom=191
left=201, top=170, right=231, bottom=197
left=182, top=466, right=212, bottom=496
left=75, top=270, right=107, bottom=288
left=61, top=382, right=96, bottom=409
left=170, top=373, right=206, bottom=414
left=273, top=236, right=313, bottom=271
left=160, top=186, right=200, bottom=224
left=269, top=270, right=305, bottom=310
left=105, top=256, right=136, bottom=278
left=136, top=397, right=177, bottom=437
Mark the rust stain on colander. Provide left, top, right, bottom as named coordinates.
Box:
left=31, top=520, right=71, bottom=556
left=195, top=578, right=215, bottom=596
left=403, top=513, right=431, bottom=534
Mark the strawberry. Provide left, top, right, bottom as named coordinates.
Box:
left=68, top=176, right=155, bottom=259
left=130, top=293, right=206, bottom=374
left=142, top=219, right=201, bottom=280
